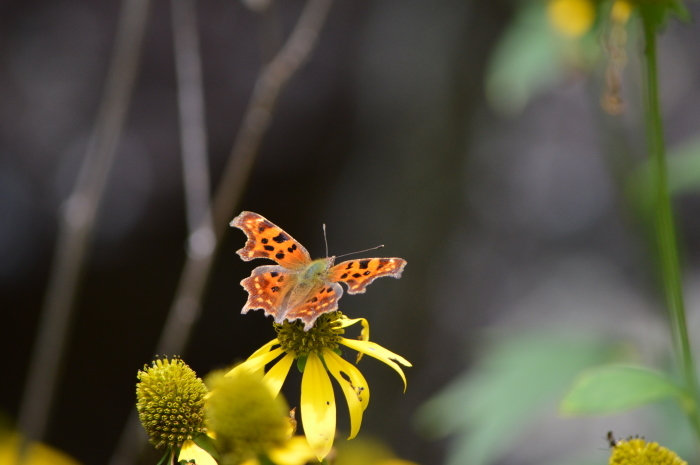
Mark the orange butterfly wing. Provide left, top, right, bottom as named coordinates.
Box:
left=285, top=282, right=344, bottom=330
left=240, top=265, right=296, bottom=319
left=329, top=258, right=407, bottom=294
left=231, top=211, right=311, bottom=269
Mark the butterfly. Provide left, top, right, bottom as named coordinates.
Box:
left=230, top=211, right=407, bottom=330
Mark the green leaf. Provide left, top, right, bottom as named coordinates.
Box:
left=561, top=365, right=688, bottom=415
left=639, top=0, right=691, bottom=31
left=626, top=135, right=700, bottom=217
left=414, top=331, right=616, bottom=465
left=193, top=432, right=219, bottom=460
left=485, top=2, right=562, bottom=115
left=297, top=354, right=308, bottom=373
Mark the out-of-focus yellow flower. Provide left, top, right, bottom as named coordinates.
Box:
left=206, top=369, right=289, bottom=464
left=239, top=436, right=319, bottom=465
left=334, top=435, right=419, bottom=465
left=547, top=0, right=596, bottom=38
left=608, top=433, right=687, bottom=465
left=229, top=312, right=411, bottom=461
left=611, top=0, right=634, bottom=23
left=0, top=433, right=79, bottom=465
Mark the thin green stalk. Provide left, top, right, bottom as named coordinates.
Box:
left=641, top=11, right=700, bottom=439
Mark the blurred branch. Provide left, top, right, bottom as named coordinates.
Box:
left=172, top=0, right=213, bottom=235
left=17, top=0, right=151, bottom=448
left=108, top=0, right=333, bottom=463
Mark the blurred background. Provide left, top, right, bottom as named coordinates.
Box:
left=3, top=0, right=700, bottom=464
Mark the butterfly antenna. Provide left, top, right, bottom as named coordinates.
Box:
left=323, top=224, right=329, bottom=258
left=335, top=244, right=384, bottom=259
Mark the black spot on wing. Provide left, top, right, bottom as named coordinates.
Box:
left=359, top=259, right=371, bottom=269
left=271, top=286, right=280, bottom=292
left=273, top=233, right=289, bottom=243
left=270, top=272, right=278, bottom=277
left=340, top=273, right=348, bottom=279
left=363, top=271, right=370, bottom=276
left=261, top=238, right=269, bottom=244
left=352, top=273, right=361, bottom=278
left=264, top=245, right=275, bottom=251
left=275, top=252, right=285, bottom=260
left=345, top=262, right=354, bottom=270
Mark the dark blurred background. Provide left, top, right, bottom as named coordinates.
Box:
left=3, top=1, right=700, bottom=464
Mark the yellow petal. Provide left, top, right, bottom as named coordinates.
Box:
left=339, top=338, right=411, bottom=392
left=339, top=316, right=370, bottom=362
left=301, top=352, right=336, bottom=460
left=338, top=315, right=363, bottom=329
left=268, top=436, right=319, bottom=465
left=323, top=349, right=370, bottom=439
left=263, top=352, right=295, bottom=396
left=225, top=346, right=285, bottom=378
left=178, top=439, right=218, bottom=465
left=250, top=338, right=281, bottom=358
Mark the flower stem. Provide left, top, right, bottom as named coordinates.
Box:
left=641, top=11, right=700, bottom=440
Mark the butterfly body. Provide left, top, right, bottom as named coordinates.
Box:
left=231, top=211, right=406, bottom=330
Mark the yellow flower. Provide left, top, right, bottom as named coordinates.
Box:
left=608, top=434, right=687, bottom=465
left=611, top=0, right=634, bottom=23
left=547, top=0, right=596, bottom=38
left=206, top=369, right=289, bottom=464
left=0, top=433, right=78, bottom=465
left=228, top=312, right=411, bottom=461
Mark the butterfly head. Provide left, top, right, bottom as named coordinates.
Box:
left=304, top=257, right=336, bottom=282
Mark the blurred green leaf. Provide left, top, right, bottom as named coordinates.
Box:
left=485, top=2, right=562, bottom=115
left=560, top=365, right=687, bottom=415
left=626, top=135, right=700, bottom=216
left=414, top=331, right=617, bottom=465
left=639, top=1, right=690, bottom=31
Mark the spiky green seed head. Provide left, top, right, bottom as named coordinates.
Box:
left=276, top=311, right=345, bottom=357
left=136, top=357, right=207, bottom=449
left=609, top=437, right=687, bottom=465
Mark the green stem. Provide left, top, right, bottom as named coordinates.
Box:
left=641, top=11, right=700, bottom=440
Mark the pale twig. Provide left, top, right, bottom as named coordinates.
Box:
left=108, top=1, right=333, bottom=464
left=17, top=0, right=151, bottom=449
left=172, top=0, right=213, bottom=236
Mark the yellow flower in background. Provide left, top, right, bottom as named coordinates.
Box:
left=611, top=0, right=634, bottom=23
left=608, top=434, right=687, bottom=465
left=206, top=369, right=289, bottom=464
left=547, top=0, right=596, bottom=37
left=228, top=312, right=412, bottom=461
left=0, top=433, right=79, bottom=465
left=240, top=436, right=318, bottom=465
left=333, top=435, right=420, bottom=465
